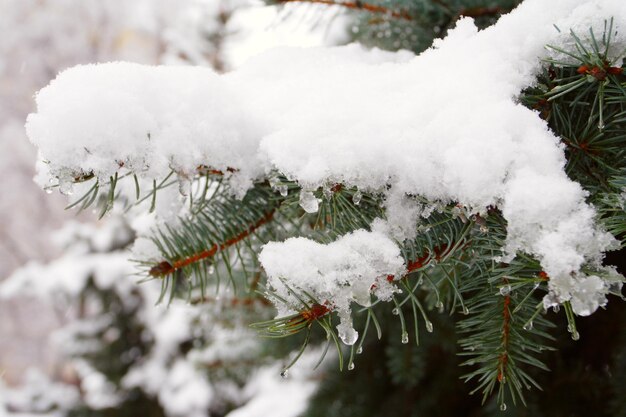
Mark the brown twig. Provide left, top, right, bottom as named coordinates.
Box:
left=497, top=281, right=511, bottom=383
left=275, top=0, right=412, bottom=21
left=149, top=210, right=275, bottom=277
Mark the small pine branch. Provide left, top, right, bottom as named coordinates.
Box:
left=143, top=180, right=284, bottom=301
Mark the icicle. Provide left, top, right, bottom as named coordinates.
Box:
left=322, top=186, right=333, bottom=200
left=59, top=179, right=74, bottom=196
left=299, top=190, right=319, bottom=213
left=338, top=327, right=358, bottom=346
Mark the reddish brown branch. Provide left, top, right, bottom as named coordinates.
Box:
left=497, top=285, right=511, bottom=383
left=149, top=210, right=275, bottom=277
left=275, top=0, right=508, bottom=23
left=275, top=0, right=412, bottom=20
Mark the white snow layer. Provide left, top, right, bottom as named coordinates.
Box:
left=260, top=230, right=405, bottom=344
left=26, top=0, right=626, bottom=321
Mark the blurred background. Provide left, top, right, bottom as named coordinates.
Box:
left=2, top=1, right=625, bottom=417
left=0, top=1, right=348, bottom=415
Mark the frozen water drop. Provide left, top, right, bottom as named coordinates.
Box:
left=553, top=305, right=560, bottom=313
left=339, top=327, right=358, bottom=346
left=426, top=321, right=433, bottom=333
left=45, top=187, right=54, bottom=194
left=322, top=186, right=333, bottom=200
left=352, top=190, right=362, bottom=205
left=462, top=306, right=469, bottom=315
left=571, top=330, right=580, bottom=341
left=523, top=321, right=533, bottom=331
left=278, top=185, right=288, bottom=197
left=401, top=332, right=409, bottom=344
left=500, top=403, right=507, bottom=411
left=280, top=369, right=289, bottom=378
left=348, top=362, right=355, bottom=371
left=356, top=346, right=363, bottom=354
left=499, top=285, right=511, bottom=296
left=59, top=181, right=74, bottom=196
left=299, top=190, right=319, bottom=213
left=392, top=308, right=399, bottom=315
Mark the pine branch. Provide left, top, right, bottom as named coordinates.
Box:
left=273, top=0, right=413, bottom=21
left=148, top=210, right=275, bottom=278
left=142, top=181, right=287, bottom=301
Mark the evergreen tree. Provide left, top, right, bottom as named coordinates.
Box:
left=19, top=0, right=626, bottom=415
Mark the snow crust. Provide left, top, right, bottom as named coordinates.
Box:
left=26, top=0, right=626, bottom=320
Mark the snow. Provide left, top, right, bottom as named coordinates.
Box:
left=26, top=0, right=626, bottom=317
left=260, top=230, right=405, bottom=344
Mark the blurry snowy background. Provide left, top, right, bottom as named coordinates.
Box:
left=0, top=0, right=348, bottom=415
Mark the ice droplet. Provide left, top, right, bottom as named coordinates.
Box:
left=356, top=346, right=363, bottom=354
left=299, top=190, right=319, bottom=213
left=59, top=180, right=74, bottom=196
left=322, top=186, right=333, bottom=200
left=278, top=185, right=288, bottom=197
left=348, top=362, right=355, bottom=371
left=553, top=305, right=560, bottom=313
left=45, top=187, right=54, bottom=194
left=462, top=306, right=469, bottom=315
left=352, top=190, right=362, bottom=205
left=178, top=178, right=191, bottom=196
left=500, top=403, right=507, bottom=411
left=499, top=285, right=511, bottom=296
left=280, top=369, right=289, bottom=378
left=523, top=321, right=533, bottom=331
left=392, top=308, right=399, bottom=315
left=401, top=332, right=409, bottom=344
left=426, top=321, right=434, bottom=333
left=571, top=330, right=580, bottom=341
left=339, top=327, right=358, bottom=345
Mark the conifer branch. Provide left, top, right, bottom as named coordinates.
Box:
left=148, top=210, right=275, bottom=278
left=273, top=0, right=413, bottom=21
